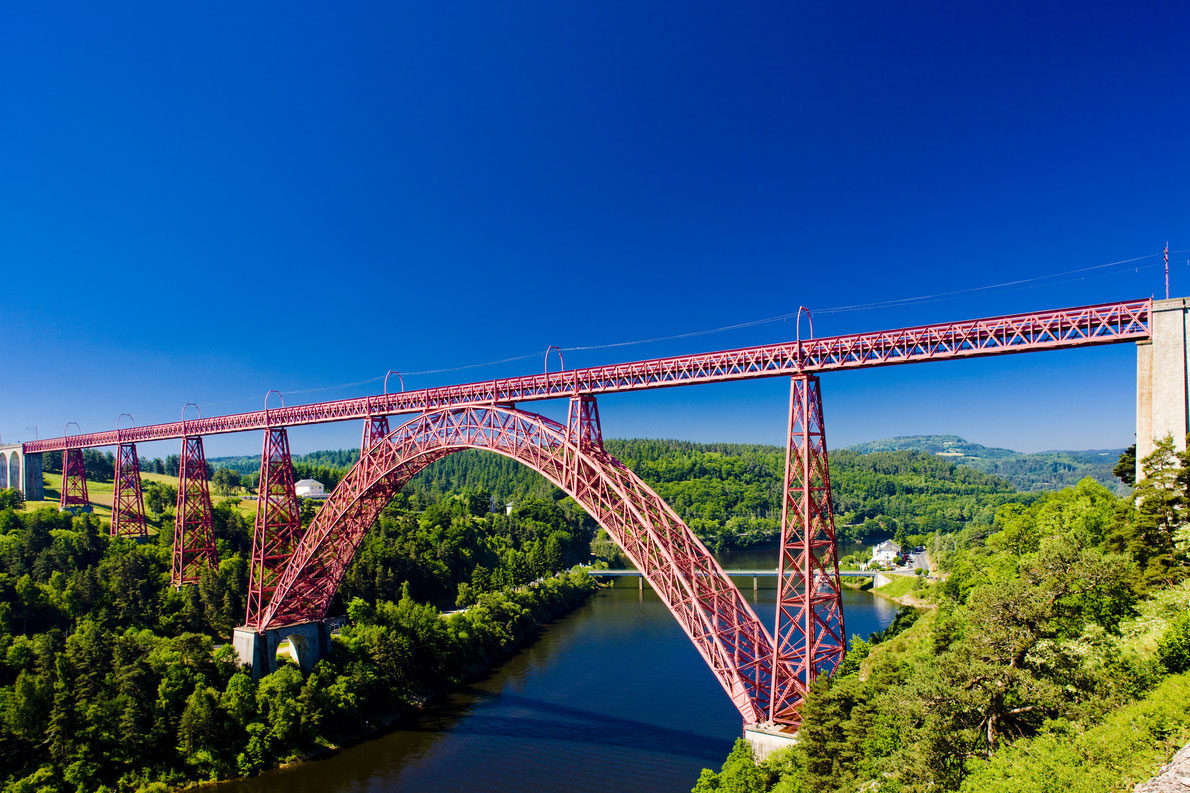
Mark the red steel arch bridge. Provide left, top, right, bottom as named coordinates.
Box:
left=17, top=298, right=1155, bottom=730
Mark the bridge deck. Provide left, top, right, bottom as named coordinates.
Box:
left=24, top=298, right=1150, bottom=452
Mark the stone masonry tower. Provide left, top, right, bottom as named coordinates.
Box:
left=1136, top=297, right=1190, bottom=478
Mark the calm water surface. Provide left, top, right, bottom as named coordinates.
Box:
left=224, top=550, right=897, bottom=793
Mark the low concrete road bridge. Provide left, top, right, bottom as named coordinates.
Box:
left=593, top=567, right=879, bottom=591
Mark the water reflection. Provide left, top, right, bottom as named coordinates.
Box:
left=415, top=688, right=728, bottom=758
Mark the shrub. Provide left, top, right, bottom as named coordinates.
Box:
left=0, top=488, right=25, bottom=510
left=1157, top=612, right=1190, bottom=673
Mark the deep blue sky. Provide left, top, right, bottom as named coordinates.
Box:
left=2, top=2, right=1188, bottom=459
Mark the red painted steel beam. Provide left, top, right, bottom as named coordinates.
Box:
left=23, top=299, right=1152, bottom=453
left=171, top=436, right=218, bottom=586
left=244, top=427, right=301, bottom=628
left=361, top=415, right=390, bottom=453
left=60, top=448, right=90, bottom=510
left=112, top=443, right=148, bottom=537
left=769, top=375, right=846, bottom=727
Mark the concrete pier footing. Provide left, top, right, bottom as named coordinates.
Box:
left=1137, top=297, right=1190, bottom=479
left=232, top=620, right=329, bottom=678
left=744, top=723, right=799, bottom=761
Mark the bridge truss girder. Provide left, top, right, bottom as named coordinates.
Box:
left=24, top=299, right=1152, bottom=455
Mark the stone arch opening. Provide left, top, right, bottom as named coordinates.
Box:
left=282, top=632, right=315, bottom=674
left=8, top=453, right=19, bottom=494
left=259, top=404, right=781, bottom=723
left=273, top=638, right=299, bottom=670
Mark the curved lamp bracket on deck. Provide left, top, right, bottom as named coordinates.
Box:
left=181, top=403, right=201, bottom=437
left=116, top=413, right=135, bottom=444
left=544, top=345, right=564, bottom=375
left=264, top=390, right=285, bottom=428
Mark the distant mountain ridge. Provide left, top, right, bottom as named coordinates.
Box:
left=845, top=434, right=1127, bottom=494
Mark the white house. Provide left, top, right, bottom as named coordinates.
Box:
left=870, top=540, right=901, bottom=566
left=294, top=479, right=327, bottom=499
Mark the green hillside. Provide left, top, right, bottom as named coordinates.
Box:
left=692, top=444, right=1190, bottom=793
left=846, top=434, right=1127, bottom=494
left=207, top=440, right=1024, bottom=549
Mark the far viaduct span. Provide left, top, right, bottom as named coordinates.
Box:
left=2, top=297, right=1186, bottom=735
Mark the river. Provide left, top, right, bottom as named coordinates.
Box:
left=222, top=550, right=898, bottom=793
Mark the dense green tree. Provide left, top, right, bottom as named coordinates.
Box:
left=989, top=478, right=1118, bottom=557
left=691, top=740, right=775, bottom=792
left=1107, top=436, right=1189, bottom=590
left=255, top=665, right=304, bottom=761
left=220, top=671, right=257, bottom=729
left=1113, top=443, right=1137, bottom=486
left=5, top=670, right=51, bottom=742
left=0, top=489, right=25, bottom=510
left=143, top=481, right=177, bottom=516
left=1134, top=436, right=1183, bottom=541
left=178, top=685, right=227, bottom=774
left=210, top=467, right=241, bottom=496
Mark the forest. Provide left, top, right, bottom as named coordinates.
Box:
left=367, top=439, right=1026, bottom=550
left=0, top=484, right=598, bottom=792
left=692, top=437, right=1190, bottom=793
left=47, top=440, right=1028, bottom=553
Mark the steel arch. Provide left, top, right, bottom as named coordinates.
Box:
left=260, top=402, right=779, bottom=724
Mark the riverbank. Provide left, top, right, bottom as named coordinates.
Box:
left=878, top=574, right=933, bottom=608
left=841, top=572, right=935, bottom=610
